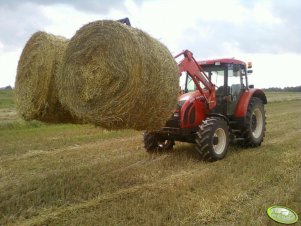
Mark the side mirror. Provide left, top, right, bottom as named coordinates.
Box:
left=249, top=84, right=254, bottom=88
left=247, top=69, right=253, bottom=74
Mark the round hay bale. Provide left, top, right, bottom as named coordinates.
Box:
left=15, top=31, right=80, bottom=123
left=59, top=20, right=179, bottom=130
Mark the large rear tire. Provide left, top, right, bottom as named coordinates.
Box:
left=195, top=117, right=229, bottom=161
left=238, top=97, right=266, bottom=147
left=143, top=132, right=174, bottom=152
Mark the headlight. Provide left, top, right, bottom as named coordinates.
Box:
left=177, top=100, right=186, bottom=107
left=173, top=112, right=180, bottom=118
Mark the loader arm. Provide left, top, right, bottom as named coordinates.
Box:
left=175, top=50, right=216, bottom=109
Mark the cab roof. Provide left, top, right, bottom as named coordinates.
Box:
left=198, top=58, right=246, bottom=66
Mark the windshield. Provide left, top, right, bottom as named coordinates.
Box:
left=202, top=66, right=225, bottom=88
left=202, top=64, right=243, bottom=88
left=179, top=64, right=245, bottom=93
left=179, top=73, right=206, bottom=93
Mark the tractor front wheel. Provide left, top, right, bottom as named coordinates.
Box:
left=143, top=132, right=174, bottom=152
left=195, top=117, right=229, bottom=161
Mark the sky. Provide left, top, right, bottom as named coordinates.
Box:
left=0, top=0, right=300, bottom=88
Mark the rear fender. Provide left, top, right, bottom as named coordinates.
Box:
left=234, top=88, right=267, bottom=118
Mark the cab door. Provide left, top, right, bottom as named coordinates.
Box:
left=227, top=64, right=246, bottom=116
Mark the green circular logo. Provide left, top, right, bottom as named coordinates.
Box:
left=267, top=206, right=298, bottom=224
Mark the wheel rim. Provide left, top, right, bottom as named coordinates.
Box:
left=158, top=140, right=171, bottom=148
left=213, top=128, right=227, bottom=155
left=251, top=108, right=263, bottom=139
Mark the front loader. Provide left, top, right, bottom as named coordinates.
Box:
left=143, top=50, right=267, bottom=161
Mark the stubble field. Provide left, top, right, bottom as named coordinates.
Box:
left=0, top=90, right=300, bottom=225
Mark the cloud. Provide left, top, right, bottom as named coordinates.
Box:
left=0, top=2, right=50, bottom=51
left=0, top=47, right=22, bottom=87
left=182, top=20, right=293, bottom=57
left=0, top=0, right=128, bottom=51
left=270, top=0, right=301, bottom=33
left=2, top=0, right=301, bottom=55
left=1, top=0, right=301, bottom=88
left=40, top=4, right=103, bottom=39
left=173, top=0, right=301, bottom=57
left=1, top=0, right=126, bottom=13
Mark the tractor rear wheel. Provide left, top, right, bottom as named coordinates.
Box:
left=195, top=117, right=229, bottom=161
left=238, top=97, right=266, bottom=147
left=143, top=132, right=174, bottom=152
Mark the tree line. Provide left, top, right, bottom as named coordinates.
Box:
left=262, top=85, right=301, bottom=92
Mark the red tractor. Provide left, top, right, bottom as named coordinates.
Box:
left=144, top=50, right=267, bottom=161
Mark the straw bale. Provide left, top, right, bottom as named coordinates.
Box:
left=59, top=20, right=179, bottom=130
left=15, top=31, right=80, bottom=123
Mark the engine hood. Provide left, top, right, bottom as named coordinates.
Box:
left=178, top=90, right=201, bottom=102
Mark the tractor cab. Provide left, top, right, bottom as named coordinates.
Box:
left=201, top=59, right=250, bottom=116
left=180, top=58, right=252, bottom=116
